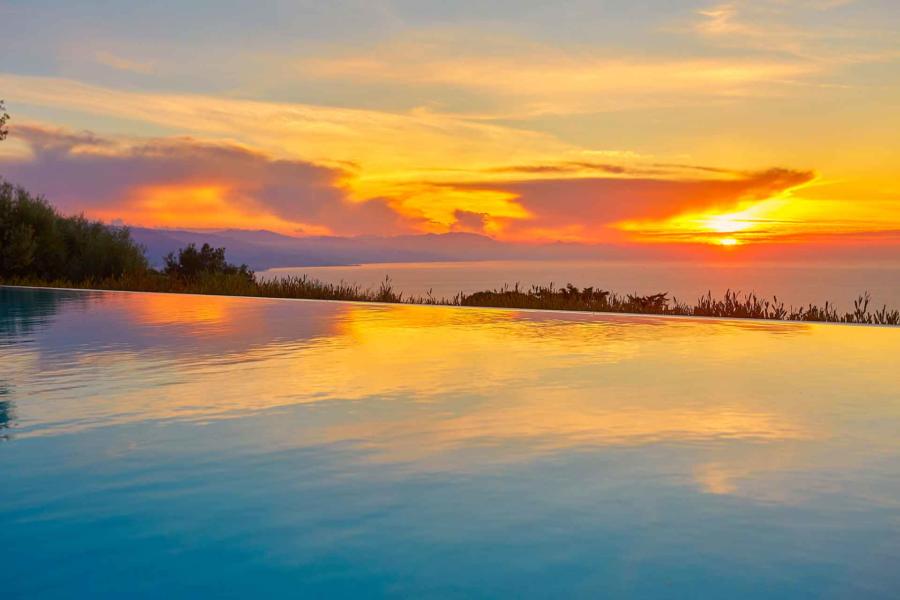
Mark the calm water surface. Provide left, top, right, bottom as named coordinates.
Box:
left=2, top=287, right=899, bottom=598
left=260, top=259, right=900, bottom=310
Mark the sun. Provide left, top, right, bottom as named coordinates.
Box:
left=614, top=198, right=798, bottom=247
left=703, top=213, right=753, bottom=234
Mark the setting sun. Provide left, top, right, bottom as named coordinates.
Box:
left=704, top=213, right=754, bottom=234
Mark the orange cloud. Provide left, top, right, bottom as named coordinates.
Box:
left=2, top=124, right=417, bottom=236
left=2, top=123, right=896, bottom=251
left=94, top=183, right=331, bottom=234
left=448, top=169, right=816, bottom=243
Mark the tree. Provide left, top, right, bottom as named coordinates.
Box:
left=163, top=243, right=253, bottom=283
left=0, top=99, right=8, bottom=141
left=0, top=180, right=149, bottom=281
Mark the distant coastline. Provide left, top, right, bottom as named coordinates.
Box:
left=3, top=178, right=899, bottom=325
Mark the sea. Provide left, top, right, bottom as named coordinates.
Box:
left=259, top=259, right=900, bottom=310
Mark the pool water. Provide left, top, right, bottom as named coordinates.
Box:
left=2, top=287, right=899, bottom=598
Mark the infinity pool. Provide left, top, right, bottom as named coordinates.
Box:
left=2, top=287, right=899, bottom=598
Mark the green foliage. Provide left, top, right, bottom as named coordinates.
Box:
left=163, top=243, right=254, bottom=283
left=0, top=179, right=148, bottom=281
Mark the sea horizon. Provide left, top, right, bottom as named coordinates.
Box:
left=259, top=258, right=900, bottom=311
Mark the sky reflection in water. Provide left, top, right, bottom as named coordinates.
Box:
left=1, top=287, right=899, bottom=598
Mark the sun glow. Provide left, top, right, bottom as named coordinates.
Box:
left=704, top=212, right=754, bottom=234
left=617, top=200, right=788, bottom=246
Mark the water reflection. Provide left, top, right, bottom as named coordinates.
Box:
left=1, top=287, right=899, bottom=597
left=0, top=287, right=86, bottom=343
left=0, top=384, right=12, bottom=441
left=2, top=288, right=897, bottom=475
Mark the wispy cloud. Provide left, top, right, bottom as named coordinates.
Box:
left=691, top=1, right=900, bottom=65
left=297, top=31, right=821, bottom=116
left=0, top=73, right=579, bottom=179
left=94, top=50, right=156, bottom=74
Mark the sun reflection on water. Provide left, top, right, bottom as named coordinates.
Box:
left=2, top=289, right=899, bottom=504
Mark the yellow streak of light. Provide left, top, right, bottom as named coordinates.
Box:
left=618, top=198, right=785, bottom=246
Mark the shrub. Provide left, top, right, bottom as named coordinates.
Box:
left=163, top=243, right=254, bottom=283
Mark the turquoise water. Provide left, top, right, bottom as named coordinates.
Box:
left=2, top=287, right=899, bottom=598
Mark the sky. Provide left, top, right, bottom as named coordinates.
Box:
left=1, top=0, right=899, bottom=252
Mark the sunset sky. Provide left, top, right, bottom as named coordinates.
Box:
left=1, top=0, right=899, bottom=251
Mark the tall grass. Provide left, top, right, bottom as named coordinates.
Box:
left=3, top=275, right=898, bottom=326
left=458, top=283, right=899, bottom=325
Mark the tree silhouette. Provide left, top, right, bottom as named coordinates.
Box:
left=0, top=181, right=148, bottom=280
left=164, top=243, right=253, bottom=283
left=0, top=99, right=9, bottom=141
